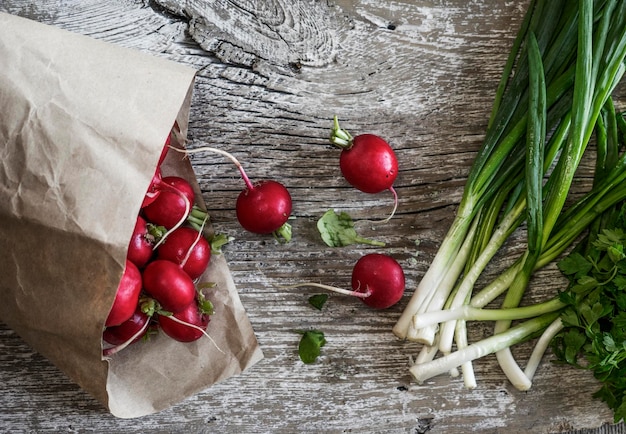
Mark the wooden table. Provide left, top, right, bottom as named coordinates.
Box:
left=1, top=1, right=625, bottom=432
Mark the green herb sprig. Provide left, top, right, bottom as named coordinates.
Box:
left=553, top=206, right=626, bottom=422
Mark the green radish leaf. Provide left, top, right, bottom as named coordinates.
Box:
left=603, top=334, right=618, bottom=353
left=612, top=312, right=626, bottom=329
left=140, top=296, right=159, bottom=317
left=317, top=209, right=385, bottom=247
left=210, top=233, right=232, bottom=254
left=613, top=274, right=626, bottom=291
left=617, top=111, right=626, bottom=148
left=196, top=290, right=215, bottom=316
left=308, top=294, right=329, bottom=310
left=147, top=223, right=168, bottom=242
left=615, top=292, right=626, bottom=311
left=297, top=330, right=326, bottom=364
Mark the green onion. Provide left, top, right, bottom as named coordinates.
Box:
left=398, top=0, right=626, bottom=392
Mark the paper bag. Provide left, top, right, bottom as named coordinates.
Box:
left=0, top=12, right=263, bottom=418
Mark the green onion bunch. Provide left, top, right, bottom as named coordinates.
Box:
left=394, top=0, right=626, bottom=395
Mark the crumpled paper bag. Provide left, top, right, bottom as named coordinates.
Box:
left=0, top=12, right=263, bottom=418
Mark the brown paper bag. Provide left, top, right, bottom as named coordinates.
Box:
left=0, top=12, right=263, bottom=418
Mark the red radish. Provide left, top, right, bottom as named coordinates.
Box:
left=350, top=253, right=405, bottom=309
left=330, top=116, right=399, bottom=221
left=141, top=168, right=163, bottom=209
left=103, top=308, right=151, bottom=346
left=105, top=260, right=143, bottom=327
left=339, top=134, right=398, bottom=193
left=142, top=259, right=196, bottom=313
left=282, top=253, right=405, bottom=310
left=126, top=215, right=155, bottom=268
left=236, top=180, right=292, bottom=235
left=161, top=176, right=195, bottom=204
left=158, top=303, right=210, bottom=342
left=167, top=145, right=292, bottom=242
left=140, top=133, right=175, bottom=209
left=157, top=226, right=211, bottom=280
left=143, top=176, right=194, bottom=229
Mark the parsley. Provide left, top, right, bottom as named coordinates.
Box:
left=297, top=330, right=326, bottom=364
left=308, top=294, right=329, bottom=310
left=553, top=208, right=626, bottom=423
left=317, top=209, right=385, bottom=247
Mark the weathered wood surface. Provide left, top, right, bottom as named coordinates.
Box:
left=1, top=0, right=626, bottom=432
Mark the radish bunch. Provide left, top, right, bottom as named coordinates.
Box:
left=102, top=132, right=216, bottom=357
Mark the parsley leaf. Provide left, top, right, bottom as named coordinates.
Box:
left=553, top=217, right=626, bottom=423
left=317, top=209, right=385, bottom=247
left=308, top=294, right=329, bottom=310
left=297, top=330, right=326, bottom=364
left=558, top=252, right=592, bottom=279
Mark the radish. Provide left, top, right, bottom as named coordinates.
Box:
left=236, top=180, right=292, bottom=236
left=329, top=116, right=399, bottom=221
left=141, top=168, right=163, bottom=209
left=350, top=253, right=405, bottom=309
left=283, top=253, right=405, bottom=309
left=161, top=176, right=195, bottom=204
left=105, top=259, right=143, bottom=327
left=168, top=145, right=292, bottom=242
left=142, top=176, right=194, bottom=230
left=158, top=302, right=210, bottom=343
left=126, top=215, right=155, bottom=268
left=103, top=308, right=151, bottom=346
left=157, top=226, right=211, bottom=280
left=142, top=259, right=196, bottom=313
left=140, top=131, right=177, bottom=209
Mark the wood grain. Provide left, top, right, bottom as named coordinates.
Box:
left=1, top=0, right=626, bottom=432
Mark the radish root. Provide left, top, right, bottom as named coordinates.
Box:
left=152, top=184, right=191, bottom=250
left=164, top=314, right=225, bottom=354
left=180, top=212, right=210, bottom=268
left=278, top=282, right=372, bottom=299
left=102, top=319, right=151, bottom=359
